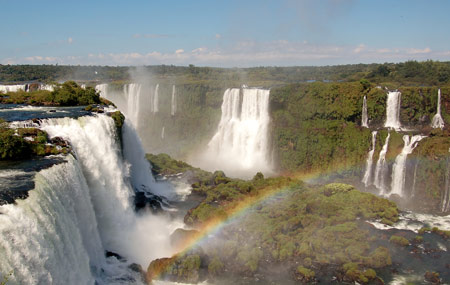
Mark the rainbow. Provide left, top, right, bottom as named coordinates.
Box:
left=147, top=161, right=367, bottom=281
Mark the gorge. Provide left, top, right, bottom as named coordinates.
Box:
left=0, top=65, right=449, bottom=284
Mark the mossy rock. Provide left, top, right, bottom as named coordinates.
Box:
left=389, top=235, right=410, bottom=246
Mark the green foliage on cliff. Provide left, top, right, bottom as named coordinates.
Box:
left=0, top=126, right=69, bottom=160
left=0, top=81, right=100, bottom=106
left=270, top=82, right=375, bottom=173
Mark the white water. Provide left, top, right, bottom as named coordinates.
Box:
left=431, top=89, right=445, bottom=129
left=368, top=211, right=450, bottom=233
left=95, top=83, right=108, bottom=97
left=124, top=83, right=142, bottom=128
left=374, top=133, right=391, bottom=194
left=361, top=95, right=369, bottom=128
left=171, top=85, right=177, bottom=116
left=0, top=84, right=26, bottom=93
left=161, top=126, right=165, bottom=140
left=362, top=131, right=377, bottom=187
left=40, top=84, right=55, bottom=92
left=390, top=135, right=425, bottom=197
left=0, top=156, right=103, bottom=284
left=195, top=88, right=272, bottom=178
left=385, top=91, right=402, bottom=130
left=0, top=114, right=187, bottom=284
left=442, top=150, right=450, bottom=212
left=153, top=84, right=159, bottom=113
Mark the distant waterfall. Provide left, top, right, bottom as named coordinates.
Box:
left=390, top=135, right=425, bottom=197
left=161, top=126, right=165, bottom=139
left=442, top=150, right=450, bottom=212
left=362, top=131, right=377, bottom=186
left=0, top=84, right=27, bottom=93
left=374, top=133, right=391, bottom=194
left=95, top=83, right=108, bottom=97
left=197, top=88, right=272, bottom=178
left=361, top=95, right=369, bottom=128
left=124, top=83, right=142, bottom=128
left=153, top=84, right=159, bottom=113
left=385, top=91, right=402, bottom=130
left=431, top=89, right=445, bottom=129
left=171, top=85, right=177, bottom=116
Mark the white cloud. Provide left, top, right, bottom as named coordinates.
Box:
left=353, top=44, right=365, bottom=53
left=133, top=33, right=170, bottom=39
left=3, top=42, right=450, bottom=67
left=407, top=47, right=431, bottom=54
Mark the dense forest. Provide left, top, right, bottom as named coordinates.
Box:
left=1, top=60, right=450, bottom=87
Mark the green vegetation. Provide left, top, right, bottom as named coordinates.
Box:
left=389, top=235, right=410, bottom=246
left=151, top=181, right=398, bottom=283
left=146, top=153, right=211, bottom=180
left=2, top=60, right=450, bottom=86
left=0, top=81, right=101, bottom=106
left=0, top=125, right=69, bottom=160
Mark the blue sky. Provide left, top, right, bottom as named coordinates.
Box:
left=1, top=0, right=450, bottom=67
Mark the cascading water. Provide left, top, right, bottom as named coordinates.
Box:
left=95, top=84, right=108, bottom=97
left=385, top=91, right=402, bottom=130
left=442, top=149, right=450, bottom=213
left=431, top=89, right=445, bottom=129
left=153, top=84, right=159, bottom=113
left=374, top=133, right=391, bottom=194
left=161, top=126, right=165, bottom=140
left=171, top=85, right=177, bottom=116
left=390, top=135, right=425, bottom=197
left=124, top=83, right=142, bottom=128
left=0, top=157, right=104, bottom=284
left=0, top=114, right=181, bottom=284
left=362, top=131, right=377, bottom=187
left=0, top=84, right=26, bottom=93
left=361, top=95, right=369, bottom=128
left=195, top=87, right=272, bottom=178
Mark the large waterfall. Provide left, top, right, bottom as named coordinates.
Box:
left=385, top=91, right=402, bottom=130
left=431, top=89, right=445, bottom=129
left=0, top=114, right=180, bottom=284
left=362, top=131, right=377, bottom=186
left=361, top=95, right=369, bottom=128
left=390, top=135, right=425, bottom=197
left=373, top=133, right=391, bottom=194
left=195, top=87, right=272, bottom=178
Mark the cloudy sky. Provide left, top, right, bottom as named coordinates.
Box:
left=1, top=0, right=450, bottom=67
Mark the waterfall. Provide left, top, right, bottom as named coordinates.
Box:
left=374, top=133, right=391, bottom=194
left=361, top=95, right=369, bottom=128
left=161, top=126, right=165, bottom=140
left=40, top=84, right=55, bottom=92
left=362, top=131, right=377, bottom=186
left=0, top=157, right=103, bottom=284
left=0, top=84, right=27, bottom=93
left=196, top=88, right=272, bottom=178
left=153, top=84, right=159, bottom=113
left=123, top=83, right=142, bottom=128
left=95, top=84, right=108, bottom=98
left=171, top=85, right=177, bottom=116
left=385, top=91, right=402, bottom=130
left=442, top=149, right=450, bottom=212
left=390, top=135, right=425, bottom=197
left=431, top=89, right=445, bottom=129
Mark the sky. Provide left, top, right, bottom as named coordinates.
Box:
left=1, top=0, right=450, bottom=67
